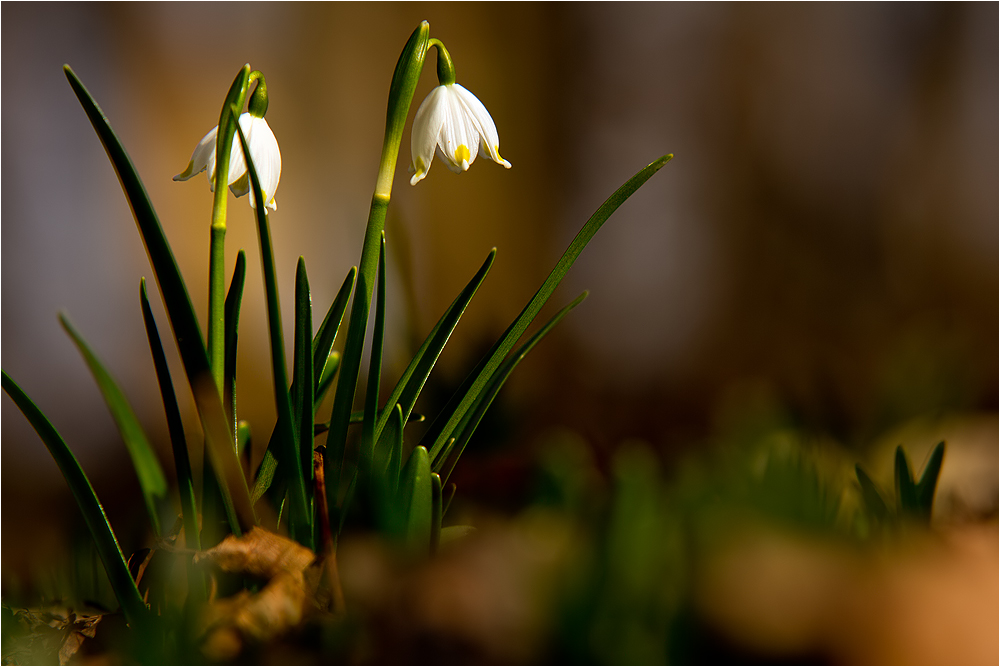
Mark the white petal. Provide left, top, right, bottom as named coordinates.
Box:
left=242, top=116, right=281, bottom=210
left=437, top=85, right=479, bottom=173
left=452, top=84, right=511, bottom=169
left=174, top=125, right=217, bottom=181
left=204, top=112, right=253, bottom=191
left=410, top=86, right=448, bottom=185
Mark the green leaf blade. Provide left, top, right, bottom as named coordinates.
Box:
left=292, top=257, right=315, bottom=488
left=421, top=156, right=673, bottom=459
left=895, top=445, right=918, bottom=516
left=435, top=292, right=589, bottom=479
left=2, top=371, right=148, bottom=630
left=855, top=464, right=889, bottom=522
left=916, top=441, right=945, bottom=521
left=359, top=235, right=388, bottom=492
left=140, top=280, right=198, bottom=550
left=64, top=65, right=254, bottom=536
left=224, top=250, right=247, bottom=430
left=399, top=445, right=432, bottom=556
left=233, top=108, right=310, bottom=545
left=377, top=248, right=496, bottom=439
left=313, top=267, right=357, bottom=395
left=60, top=313, right=167, bottom=537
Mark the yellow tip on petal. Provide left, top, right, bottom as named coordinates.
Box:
left=173, top=161, right=196, bottom=181
left=455, top=144, right=471, bottom=165
left=410, top=157, right=427, bottom=186
left=495, top=146, right=512, bottom=169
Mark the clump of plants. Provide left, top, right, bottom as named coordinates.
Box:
left=3, top=19, right=958, bottom=666
left=2, top=20, right=671, bottom=662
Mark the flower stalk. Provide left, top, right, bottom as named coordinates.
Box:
left=325, top=21, right=430, bottom=532
left=208, top=65, right=252, bottom=397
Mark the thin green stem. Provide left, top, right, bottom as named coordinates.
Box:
left=208, top=66, right=251, bottom=397
left=325, top=21, right=430, bottom=533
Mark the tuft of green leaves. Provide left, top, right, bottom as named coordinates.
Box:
left=64, top=65, right=254, bottom=536
left=855, top=441, right=945, bottom=526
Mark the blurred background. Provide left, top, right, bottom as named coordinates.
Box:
left=2, top=0, right=996, bottom=633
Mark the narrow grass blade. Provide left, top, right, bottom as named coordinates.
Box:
left=385, top=410, right=404, bottom=501
left=140, top=280, right=198, bottom=550
left=292, top=258, right=315, bottom=487
left=372, top=403, right=404, bottom=490
left=237, top=420, right=252, bottom=476
left=251, top=453, right=278, bottom=505
left=915, top=441, right=945, bottom=521
left=442, top=482, right=457, bottom=518
left=436, top=293, right=588, bottom=481
left=367, top=402, right=402, bottom=538
left=399, top=446, right=432, bottom=555
left=359, top=235, right=388, bottom=490
left=2, top=371, right=149, bottom=630
left=233, top=108, right=310, bottom=545
left=224, top=250, right=247, bottom=432
left=421, top=156, right=673, bottom=459
left=376, top=248, right=495, bottom=439
left=60, top=313, right=167, bottom=537
left=313, top=267, right=357, bottom=393
left=431, top=472, right=442, bottom=554
left=313, top=410, right=422, bottom=436
left=64, top=65, right=253, bottom=535
left=894, top=446, right=918, bottom=516
left=315, top=351, right=341, bottom=408
left=854, top=464, right=889, bottom=522
left=252, top=252, right=353, bottom=520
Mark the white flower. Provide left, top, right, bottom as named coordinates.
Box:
left=409, top=83, right=511, bottom=185
left=174, top=112, right=281, bottom=211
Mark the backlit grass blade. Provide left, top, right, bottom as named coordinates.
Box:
left=399, top=445, right=432, bottom=555
left=224, top=250, right=247, bottom=431
left=315, top=351, right=341, bottom=408
left=376, top=248, right=495, bottom=439
left=431, top=472, right=442, bottom=554
left=370, top=403, right=404, bottom=536
left=64, top=65, right=253, bottom=535
left=421, top=155, right=673, bottom=459
left=2, top=371, right=148, bottom=630
left=915, top=441, right=945, bottom=521
left=237, top=420, right=253, bottom=477
left=359, top=235, right=388, bottom=491
left=372, top=403, right=403, bottom=489
left=894, top=446, right=918, bottom=516
left=247, top=268, right=353, bottom=511
left=60, top=313, right=167, bottom=537
left=140, top=279, right=198, bottom=550
left=292, top=258, right=315, bottom=488
left=233, top=107, right=310, bottom=545
left=854, top=464, right=889, bottom=522
left=313, top=267, right=357, bottom=394
left=436, top=292, right=588, bottom=481
left=312, top=409, right=423, bottom=436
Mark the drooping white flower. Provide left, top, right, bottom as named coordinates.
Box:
left=174, top=112, right=281, bottom=211
left=409, top=83, right=511, bottom=185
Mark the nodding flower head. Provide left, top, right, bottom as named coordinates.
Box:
left=409, top=83, right=510, bottom=186
left=174, top=77, right=281, bottom=211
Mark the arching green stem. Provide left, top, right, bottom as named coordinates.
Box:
left=207, top=67, right=264, bottom=399
left=428, top=38, right=455, bottom=85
